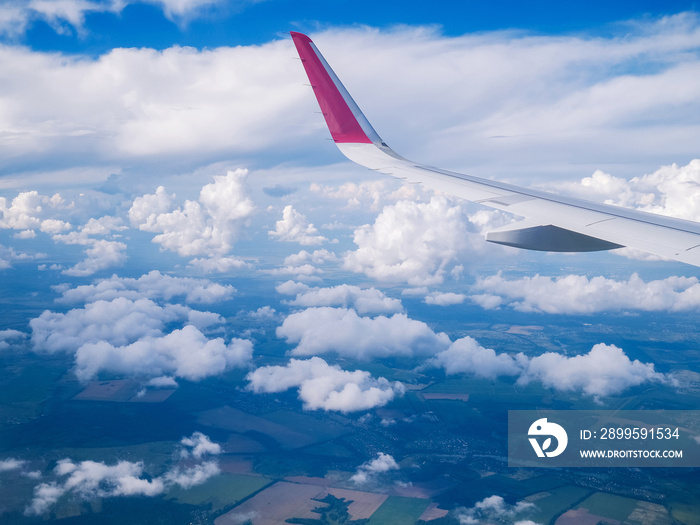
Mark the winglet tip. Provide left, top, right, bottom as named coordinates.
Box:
left=290, top=31, right=312, bottom=44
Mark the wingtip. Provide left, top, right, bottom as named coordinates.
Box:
left=290, top=31, right=312, bottom=44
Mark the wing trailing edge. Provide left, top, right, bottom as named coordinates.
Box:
left=290, top=31, right=700, bottom=267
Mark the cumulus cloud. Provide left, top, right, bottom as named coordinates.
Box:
left=179, top=431, right=221, bottom=459
left=350, top=452, right=399, bottom=485
left=546, top=160, right=700, bottom=222
left=62, top=240, right=127, bottom=277
left=74, top=325, right=252, bottom=382
left=30, top=297, right=198, bottom=353
left=310, top=179, right=424, bottom=210
left=246, top=357, right=404, bottom=413
left=455, top=495, right=536, bottom=525
left=0, top=458, right=27, bottom=472
left=268, top=205, right=327, bottom=245
left=425, top=291, right=466, bottom=306
left=129, top=169, right=254, bottom=264
left=29, top=295, right=251, bottom=382
left=279, top=282, right=403, bottom=315
left=428, top=339, right=666, bottom=398
left=55, top=270, right=236, bottom=305
left=343, top=197, right=489, bottom=286
left=0, top=328, right=26, bottom=350
left=277, top=307, right=451, bottom=359
left=0, top=191, right=71, bottom=234
left=472, top=272, right=700, bottom=314
left=25, top=432, right=222, bottom=516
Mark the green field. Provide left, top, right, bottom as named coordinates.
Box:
left=367, top=496, right=431, bottom=525
left=576, top=492, right=639, bottom=521
left=167, top=472, right=271, bottom=512
left=527, top=485, right=592, bottom=524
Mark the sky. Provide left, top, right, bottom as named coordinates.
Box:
left=1, top=0, right=700, bottom=518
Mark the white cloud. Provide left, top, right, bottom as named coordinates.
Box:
left=74, top=325, right=252, bottom=382
left=25, top=432, right=222, bottom=516
left=472, top=272, right=700, bottom=314
left=283, top=283, right=403, bottom=315
left=0, top=191, right=71, bottom=232
left=163, top=461, right=220, bottom=490
left=343, top=197, right=488, bottom=286
left=62, top=239, right=127, bottom=277
left=0, top=458, right=27, bottom=472
left=269, top=205, right=327, bottom=245
left=129, top=170, right=255, bottom=265
left=1, top=19, right=700, bottom=179
left=429, top=339, right=666, bottom=398
left=310, top=179, right=424, bottom=210
left=282, top=249, right=337, bottom=267
left=56, top=270, right=236, bottom=305
left=0, top=328, right=26, bottom=350
left=520, top=343, right=665, bottom=398
left=246, top=357, right=404, bottom=413
left=277, top=307, right=451, bottom=360
left=29, top=295, right=251, bottom=382
left=455, top=495, right=536, bottom=525
left=180, top=431, right=221, bottom=459
left=350, top=452, right=399, bottom=485
left=425, top=291, right=466, bottom=306
left=545, top=159, right=700, bottom=222
left=30, top=297, right=195, bottom=353
left=428, top=337, right=523, bottom=378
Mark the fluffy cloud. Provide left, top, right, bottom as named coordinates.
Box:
left=56, top=270, right=236, bottom=305
left=1, top=19, right=700, bottom=178
left=25, top=432, right=222, bottom=516
left=472, top=272, right=700, bottom=314
left=30, top=297, right=198, bottom=353
left=455, top=495, right=536, bottom=525
left=279, top=282, right=403, bottom=315
left=129, top=170, right=255, bottom=263
left=546, top=160, right=700, bottom=222
left=350, top=452, right=399, bottom=485
left=268, top=205, right=327, bottom=245
left=521, top=343, right=665, bottom=397
left=62, top=240, right=127, bottom=277
left=428, top=337, right=524, bottom=378
left=246, top=357, right=404, bottom=413
left=74, top=325, right=252, bottom=382
left=0, top=191, right=71, bottom=233
left=0, top=0, right=231, bottom=39
left=429, top=339, right=665, bottom=398
left=29, top=295, right=251, bottom=382
left=0, top=328, right=26, bottom=350
left=424, top=291, right=466, bottom=306
left=310, top=179, right=424, bottom=210
left=277, top=307, right=451, bottom=359
left=343, top=197, right=492, bottom=286
left=180, top=431, right=221, bottom=459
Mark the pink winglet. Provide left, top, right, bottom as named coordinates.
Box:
left=291, top=32, right=373, bottom=144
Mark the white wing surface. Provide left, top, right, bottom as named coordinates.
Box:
left=290, top=32, right=700, bottom=267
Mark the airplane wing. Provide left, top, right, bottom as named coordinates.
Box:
left=290, top=31, right=700, bottom=267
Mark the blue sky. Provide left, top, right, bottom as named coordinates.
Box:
left=1, top=1, right=700, bottom=517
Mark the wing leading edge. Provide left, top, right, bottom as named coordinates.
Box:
left=290, top=31, right=700, bottom=267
